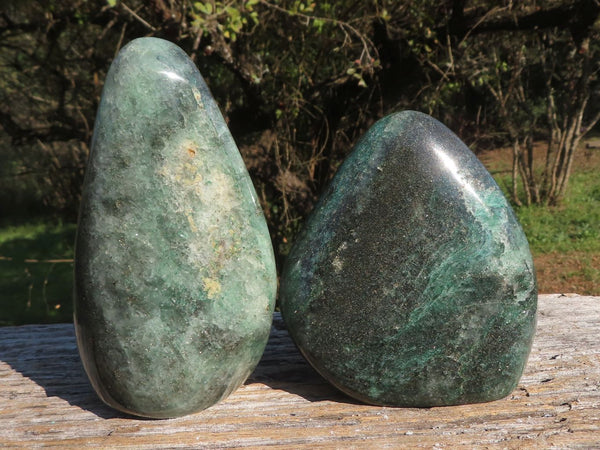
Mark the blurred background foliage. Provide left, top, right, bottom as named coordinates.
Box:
left=1, top=0, right=599, bottom=324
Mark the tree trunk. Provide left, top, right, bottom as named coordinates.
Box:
left=511, top=139, right=523, bottom=206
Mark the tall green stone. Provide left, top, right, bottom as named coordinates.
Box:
left=280, top=111, right=537, bottom=407
left=74, top=38, right=276, bottom=418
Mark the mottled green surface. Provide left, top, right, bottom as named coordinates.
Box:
left=74, top=38, right=276, bottom=418
left=280, top=111, right=537, bottom=407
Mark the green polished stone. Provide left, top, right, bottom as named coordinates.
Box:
left=280, top=110, right=537, bottom=407
left=74, top=38, right=276, bottom=418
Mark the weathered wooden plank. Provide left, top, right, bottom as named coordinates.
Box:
left=0, top=294, right=599, bottom=448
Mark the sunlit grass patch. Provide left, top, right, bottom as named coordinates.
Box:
left=0, top=221, right=76, bottom=325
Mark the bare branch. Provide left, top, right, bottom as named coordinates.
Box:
left=120, top=2, right=157, bottom=31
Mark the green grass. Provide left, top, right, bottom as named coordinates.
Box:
left=494, top=170, right=600, bottom=255
left=492, top=162, right=600, bottom=294
left=0, top=220, right=76, bottom=326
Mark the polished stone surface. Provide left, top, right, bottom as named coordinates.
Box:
left=74, top=38, right=276, bottom=418
left=280, top=110, right=537, bottom=407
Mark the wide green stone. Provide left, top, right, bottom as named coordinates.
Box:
left=74, top=38, right=276, bottom=418
left=280, top=111, right=537, bottom=407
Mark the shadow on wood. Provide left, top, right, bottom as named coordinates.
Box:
left=0, top=313, right=357, bottom=421
left=0, top=324, right=127, bottom=419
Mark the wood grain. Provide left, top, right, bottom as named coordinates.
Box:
left=1, top=294, right=599, bottom=448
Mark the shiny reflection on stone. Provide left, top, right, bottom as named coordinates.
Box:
left=431, top=143, right=486, bottom=207
left=159, top=70, right=186, bottom=83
